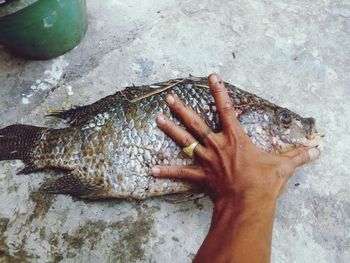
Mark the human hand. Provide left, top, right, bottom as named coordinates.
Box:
left=151, top=74, right=320, bottom=204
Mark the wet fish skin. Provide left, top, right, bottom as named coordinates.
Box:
left=0, top=77, right=322, bottom=200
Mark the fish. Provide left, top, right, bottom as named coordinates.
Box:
left=0, top=76, right=323, bottom=200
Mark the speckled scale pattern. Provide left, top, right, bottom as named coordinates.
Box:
left=4, top=77, right=320, bottom=200
left=93, top=83, right=214, bottom=199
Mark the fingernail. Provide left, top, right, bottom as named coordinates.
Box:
left=210, top=73, right=222, bottom=85
left=210, top=73, right=218, bottom=83
left=165, top=94, right=175, bottom=105
left=157, top=115, right=166, bottom=125
left=308, top=148, right=320, bottom=161
left=152, top=166, right=160, bottom=176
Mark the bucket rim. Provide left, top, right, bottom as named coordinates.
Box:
left=0, top=0, right=40, bottom=18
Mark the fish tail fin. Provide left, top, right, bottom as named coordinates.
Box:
left=0, top=124, right=46, bottom=173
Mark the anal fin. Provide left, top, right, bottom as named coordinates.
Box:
left=164, top=192, right=207, bottom=203
left=40, top=170, right=110, bottom=199
left=18, top=165, right=44, bottom=175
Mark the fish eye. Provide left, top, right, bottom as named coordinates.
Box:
left=278, top=110, right=292, bottom=126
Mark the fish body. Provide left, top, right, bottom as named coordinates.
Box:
left=0, top=77, right=322, bottom=200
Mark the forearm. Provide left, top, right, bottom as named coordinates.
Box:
left=193, top=196, right=277, bottom=263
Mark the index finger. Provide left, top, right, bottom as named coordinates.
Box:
left=208, top=74, right=241, bottom=132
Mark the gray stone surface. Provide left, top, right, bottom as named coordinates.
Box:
left=0, top=0, right=349, bottom=262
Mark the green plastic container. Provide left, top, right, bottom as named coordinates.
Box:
left=0, top=0, right=88, bottom=60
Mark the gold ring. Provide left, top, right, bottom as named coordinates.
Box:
left=182, top=140, right=199, bottom=158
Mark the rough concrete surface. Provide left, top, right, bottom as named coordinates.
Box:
left=0, top=0, right=349, bottom=262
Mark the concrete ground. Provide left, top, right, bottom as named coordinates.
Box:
left=0, top=0, right=349, bottom=262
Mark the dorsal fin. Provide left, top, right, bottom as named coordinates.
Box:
left=46, top=92, right=124, bottom=126
left=47, top=78, right=191, bottom=126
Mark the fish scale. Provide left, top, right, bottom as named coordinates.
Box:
left=0, top=77, right=322, bottom=200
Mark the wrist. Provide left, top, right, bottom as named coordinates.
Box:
left=214, top=190, right=277, bottom=210
left=212, top=193, right=277, bottom=224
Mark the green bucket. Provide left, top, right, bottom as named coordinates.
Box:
left=0, top=0, right=88, bottom=60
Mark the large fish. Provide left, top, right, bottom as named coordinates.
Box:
left=0, top=77, right=323, bottom=200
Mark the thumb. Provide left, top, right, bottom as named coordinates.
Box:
left=290, top=147, right=320, bottom=168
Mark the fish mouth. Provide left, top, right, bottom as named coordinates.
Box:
left=302, top=117, right=325, bottom=140
left=302, top=117, right=325, bottom=147
left=280, top=132, right=324, bottom=147
left=302, top=132, right=325, bottom=150
left=302, top=117, right=316, bottom=139
left=306, top=132, right=325, bottom=143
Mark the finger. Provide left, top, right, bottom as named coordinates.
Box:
left=208, top=73, right=240, bottom=132
left=156, top=114, right=206, bottom=157
left=151, top=165, right=206, bottom=181
left=164, top=93, right=213, bottom=145
left=289, top=147, right=320, bottom=168
left=281, top=146, right=310, bottom=158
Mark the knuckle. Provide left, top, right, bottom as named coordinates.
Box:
left=211, top=88, right=224, bottom=96
left=179, top=168, right=187, bottom=178
left=296, top=148, right=306, bottom=155
left=292, top=153, right=308, bottom=166
left=208, top=136, right=224, bottom=152
left=189, top=118, right=200, bottom=130
left=166, top=167, right=179, bottom=177
left=172, top=101, right=181, bottom=111
left=219, top=101, right=233, bottom=112
left=182, top=136, right=192, bottom=146
left=300, top=153, right=310, bottom=164
left=164, top=167, right=171, bottom=176
left=291, top=147, right=307, bottom=157
left=178, top=101, right=192, bottom=114
left=165, top=121, right=174, bottom=130
left=172, top=98, right=186, bottom=111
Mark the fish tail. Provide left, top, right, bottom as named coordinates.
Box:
left=0, top=124, right=45, bottom=172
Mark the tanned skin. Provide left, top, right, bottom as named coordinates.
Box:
left=151, top=73, right=320, bottom=263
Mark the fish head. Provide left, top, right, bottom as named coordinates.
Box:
left=268, top=106, right=323, bottom=152
left=238, top=105, right=323, bottom=153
